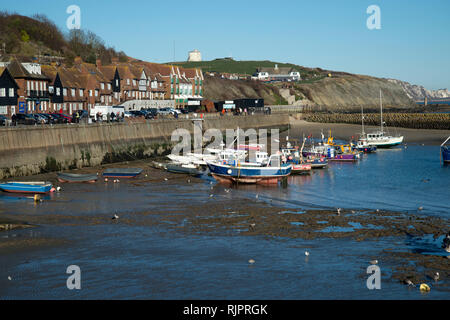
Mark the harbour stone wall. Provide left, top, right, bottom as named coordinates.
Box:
left=0, top=114, right=289, bottom=179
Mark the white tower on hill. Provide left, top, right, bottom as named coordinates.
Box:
left=188, top=49, right=202, bottom=62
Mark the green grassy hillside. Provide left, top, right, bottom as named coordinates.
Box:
left=169, top=58, right=331, bottom=79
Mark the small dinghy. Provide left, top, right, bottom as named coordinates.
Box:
left=0, top=182, right=53, bottom=194
left=57, top=173, right=98, bottom=183
left=166, top=163, right=204, bottom=176
left=102, top=168, right=143, bottom=178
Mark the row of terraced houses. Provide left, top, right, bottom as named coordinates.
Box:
left=0, top=56, right=204, bottom=117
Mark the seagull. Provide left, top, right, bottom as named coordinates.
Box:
left=337, top=208, right=342, bottom=216
left=433, top=272, right=440, bottom=282
left=404, top=279, right=414, bottom=287
left=187, top=179, right=191, bottom=183
left=56, top=186, right=62, bottom=192
left=418, top=207, right=423, bottom=211
left=112, top=213, right=119, bottom=220
left=305, top=251, right=310, bottom=256
left=249, top=223, right=256, bottom=230
left=248, top=259, right=255, bottom=264
left=7, top=276, right=12, bottom=281
left=376, top=209, right=380, bottom=212
left=370, top=259, right=378, bottom=265
left=164, top=178, right=168, bottom=181
left=209, top=194, right=214, bottom=198
left=224, top=189, right=231, bottom=193
left=255, top=194, right=259, bottom=200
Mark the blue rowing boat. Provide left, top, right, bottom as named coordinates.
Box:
left=102, top=168, right=143, bottom=178
left=0, top=182, right=53, bottom=194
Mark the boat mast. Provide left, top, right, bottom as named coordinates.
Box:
left=380, top=89, right=383, bottom=134
left=361, top=105, right=365, bottom=136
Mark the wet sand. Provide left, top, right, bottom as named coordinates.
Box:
left=1, top=163, right=449, bottom=290
left=289, top=119, right=450, bottom=145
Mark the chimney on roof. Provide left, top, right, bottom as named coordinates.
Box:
left=96, top=59, right=102, bottom=67
left=74, top=56, right=82, bottom=65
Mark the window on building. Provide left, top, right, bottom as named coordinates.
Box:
left=71, top=89, right=76, bottom=96
left=0, top=88, right=5, bottom=97
left=80, top=89, right=83, bottom=96
left=31, top=82, right=34, bottom=90
left=63, top=88, right=67, bottom=96
left=108, top=83, right=111, bottom=90
left=127, top=79, right=130, bottom=85
left=89, top=90, right=93, bottom=97
left=116, top=79, right=119, bottom=86
left=101, top=83, right=105, bottom=90
left=56, top=87, right=61, bottom=96
left=132, top=79, right=136, bottom=86
left=95, top=90, right=99, bottom=97
left=8, top=88, right=14, bottom=97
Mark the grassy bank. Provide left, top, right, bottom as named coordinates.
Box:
left=303, top=113, right=450, bottom=130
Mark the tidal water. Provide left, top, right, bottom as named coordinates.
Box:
left=0, top=145, right=449, bottom=299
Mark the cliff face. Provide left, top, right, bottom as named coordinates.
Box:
left=203, top=75, right=286, bottom=105
left=388, top=79, right=450, bottom=100
left=204, top=73, right=416, bottom=110
left=293, top=75, right=415, bottom=111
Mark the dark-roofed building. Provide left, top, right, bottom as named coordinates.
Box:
left=0, top=67, right=19, bottom=116
left=0, top=58, right=51, bottom=113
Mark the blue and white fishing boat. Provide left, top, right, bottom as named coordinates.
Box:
left=206, top=155, right=292, bottom=184
left=441, top=136, right=450, bottom=164
left=0, top=181, right=53, bottom=194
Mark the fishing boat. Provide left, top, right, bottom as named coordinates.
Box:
left=366, top=90, right=404, bottom=148
left=441, top=136, right=450, bottom=164
left=206, top=154, right=292, bottom=184
left=57, top=173, right=98, bottom=183
left=353, top=138, right=377, bottom=153
left=0, top=181, right=53, bottom=194
left=102, top=168, right=143, bottom=178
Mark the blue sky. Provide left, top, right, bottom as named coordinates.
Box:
left=1, top=0, right=449, bottom=90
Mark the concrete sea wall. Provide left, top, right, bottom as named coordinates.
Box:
left=0, top=114, right=289, bottom=179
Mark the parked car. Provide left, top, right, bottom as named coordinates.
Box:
left=158, top=108, right=174, bottom=116
left=179, top=108, right=189, bottom=114
left=13, top=113, right=37, bottom=125
left=139, top=109, right=155, bottom=119
left=41, top=113, right=58, bottom=124
left=129, top=110, right=146, bottom=118
left=124, top=111, right=133, bottom=118
left=0, top=115, right=8, bottom=126
left=50, top=113, right=72, bottom=123
left=170, top=108, right=181, bottom=115
left=32, top=113, right=49, bottom=124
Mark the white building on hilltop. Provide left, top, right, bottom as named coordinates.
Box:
left=188, top=49, right=202, bottom=62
